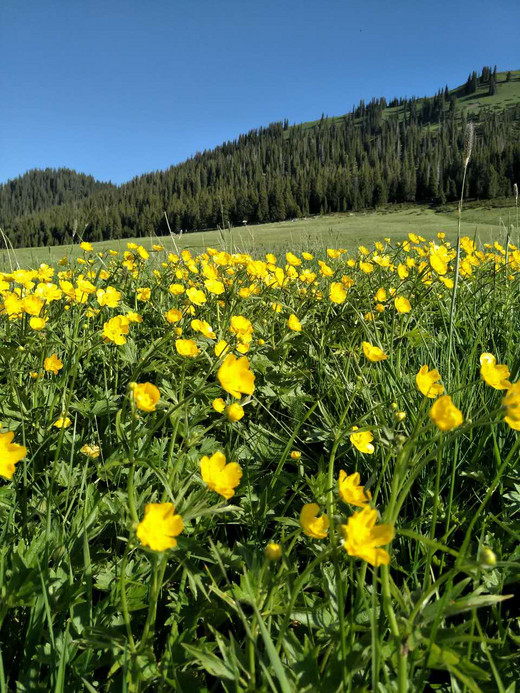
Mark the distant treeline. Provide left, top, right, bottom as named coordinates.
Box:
left=0, top=169, right=114, bottom=229
left=1, top=68, right=519, bottom=249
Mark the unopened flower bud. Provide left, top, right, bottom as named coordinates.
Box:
left=265, top=542, right=282, bottom=561
left=479, top=547, right=497, bottom=568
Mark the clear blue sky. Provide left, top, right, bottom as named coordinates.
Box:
left=1, top=0, right=519, bottom=185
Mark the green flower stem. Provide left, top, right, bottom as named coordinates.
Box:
left=140, top=553, right=167, bottom=648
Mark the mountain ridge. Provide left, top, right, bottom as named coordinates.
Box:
left=1, top=67, right=519, bottom=249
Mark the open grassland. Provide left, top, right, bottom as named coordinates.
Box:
left=1, top=201, right=518, bottom=269
left=1, top=226, right=520, bottom=691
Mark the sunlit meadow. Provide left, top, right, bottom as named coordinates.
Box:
left=1, top=228, right=519, bottom=691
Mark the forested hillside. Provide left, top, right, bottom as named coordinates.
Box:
left=0, top=169, right=114, bottom=228
left=1, top=67, right=519, bottom=249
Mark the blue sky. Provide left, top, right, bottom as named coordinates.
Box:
left=1, top=0, right=519, bottom=185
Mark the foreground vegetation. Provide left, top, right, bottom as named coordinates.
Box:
left=1, top=226, right=519, bottom=691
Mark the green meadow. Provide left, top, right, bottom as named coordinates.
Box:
left=1, top=201, right=518, bottom=269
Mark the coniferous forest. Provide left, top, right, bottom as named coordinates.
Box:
left=1, top=67, right=519, bottom=249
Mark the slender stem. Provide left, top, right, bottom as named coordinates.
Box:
left=448, top=162, right=468, bottom=376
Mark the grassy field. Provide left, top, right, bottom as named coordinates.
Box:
left=1, top=221, right=519, bottom=690
left=1, top=201, right=518, bottom=270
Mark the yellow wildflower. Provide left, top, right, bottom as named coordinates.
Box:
left=0, top=431, right=27, bottom=480
left=416, top=365, right=444, bottom=398
left=480, top=353, right=511, bottom=390
left=429, top=396, right=463, bottom=431
left=394, top=296, right=411, bottom=313
left=132, top=383, right=160, bottom=412
left=136, top=503, right=184, bottom=551
left=218, top=353, right=255, bottom=398
left=80, top=443, right=100, bottom=459
left=103, top=316, right=130, bottom=345
left=287, top=314, right=302, bottom=332
left=212, top=397, right=226, bottom=413
left=200, top=451, right=242, bottom=499
left=329, top=282, right=347, bottom=304
left=338, top=471, right=371, bottom=506
left=362, top=342, right=388, bottom=362
left=44, top=354, right=63, bottom=375
left=349, top=427, right=375, bottom=454
left=175, top=339, right=199, bottom=357
left=503, top=382, right=520, bottom=430
left=340, top=507, right=394, bottom=566
left=300, top=503, right=329, bottom=539
left=54, top=416, right=72, bottom=429
left=226, top=403, right=245, bottom=421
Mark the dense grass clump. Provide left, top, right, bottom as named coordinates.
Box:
left=0, top=232, right=519, bottom=692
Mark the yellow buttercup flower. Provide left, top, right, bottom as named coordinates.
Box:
left=0, top=431, right=27, bottom=480
left=80, top=241, right=93, bottom=252
left=300, top=503, right=329, bottom=539
left=502, top=382, right=520, bottom=430
left=165, top=308, right=182, bottom=323
left=191, top=319, right=216, bottom=339
left=374, top=287, right=387, bottom=303
left=212, top=397, right=226, bottom=413
left=229, top=315, right=253, bottom=343
left=22, top=294, right=44, bottom=316
left=175, top=339, right=199, bottom=358
left=103, top=316, right=130, bottom=345
left=80, top=443, right=100, bottom=459
left=44, top=354, right=63, bottom=375
left=338, top=471, right=371, bottom=506
left=136, top=503, right=184, bottom=551
left=359, top=261, right=374, bottom=274
left=329, top=282, right=347, bottom=304
left=136, top=287, right=151, bottom=302
left=349, top=427, right=375, bottom=454
left=126, top=311, right=142, bottom=324
left=54, top=416, right=72, bottom=429
left=217, top=353, right=255, bottom=398
left=286, top=252, right=301, bottom=266
left=397, top=263, right=409, bottom=279
left=340, top=507, right=394, bottom=566
left=29, top=317, right=47, bottom=330
left=215, top=340, right=230, bottom=357
left=394, top=296, right=411, bottom=313
left=430, top=251, right=448, bottom=275
left=287, top=314, right=302, bottom=332
left=479, top=353, right=511, bottom=390
left=290, top=450, right=301, bottom=460
left=169, top=283, right=185, bottom=295
left=132, top=382, right=160, bottom=412
left=96, top=286, right=121, bottom=308
left=204, top=278, right=225, bottom=295
left=416, top=365, right=444, bottom=398
left=186, top=287, right=206, bottom=306
left=429, top=396, right=463, bottom=431
left=226, top=403, right=245, bottom=422
left=362, top=342, right=388, bottom=362
left=200, top=451, right=242, bottom=499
